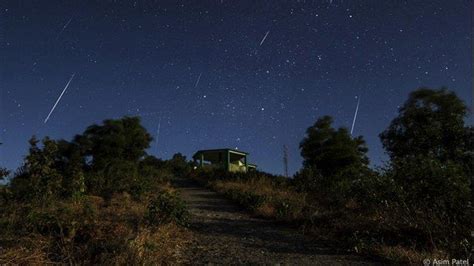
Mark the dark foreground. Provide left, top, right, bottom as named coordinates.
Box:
left=173, top=178, right=378, bottom=265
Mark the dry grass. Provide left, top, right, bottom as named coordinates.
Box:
left=370, top=245, right=448, bottom=264
left=0, top=235, right=51, bottom=265
left=190, top=171, right=453, bottom=263
left=210, top=177, right=306, bottom=221
left=0, top=190, right=191, bottom=264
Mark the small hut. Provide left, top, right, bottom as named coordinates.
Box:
left=192, top=148, right=257, bottom=173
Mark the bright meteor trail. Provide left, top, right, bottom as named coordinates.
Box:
left=155, top=115, right=162, bottom=150
left=259, top=31, right=270, bottom=46
left=350, top=96, right=360, bottom=135
left=55, top=17, right=73, bottom=40
left=194, top=72, right=202, bottom=88
left=44, top=73, right=75, bottom=124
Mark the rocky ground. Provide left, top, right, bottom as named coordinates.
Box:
left=173, top=177, right=379, bottom=265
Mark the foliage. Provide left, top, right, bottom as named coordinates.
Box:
left=297, top=116, right=371, bottom=209
left=0, top=168, right=8, bottom=182
left=10, top=137, right=63, bottom=202
left=166, top=153, right=192, bottom=177
left=146, top=191, right=189, bottom=226
left=1, top=116, right=190, bottom=264
left=8, top=117, right=170, bottom=200
left=224, top=189, right=267, bottom=211
left=380, top=88, right=469, bottom=163
left=0, top=193, right=187, bottom=264
left=377, top=88, right=471, bottom=257
left=189, top=169, right=305, bottom=221
left=55, top=140, right=86, bottom=198
left=0, top=143, right=9, bottom=182
left=74, top=116, right=153, bottom=170
left=380, top=157, right=471, bottom=255
left=0, top=168, right=10, bottom=207
left=0, top=141, right=9, bottom=203
left=2, top=85, right=471, bottom=262
left=187, top=87, right=471, bottom=262
left=138, top=155, right=174, bottom=190
left=299, top=115, right=369, bottom=177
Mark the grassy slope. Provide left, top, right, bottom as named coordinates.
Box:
left=189, top=171, right=444, bottom=263
left=0, top=186, right=191, bottom=264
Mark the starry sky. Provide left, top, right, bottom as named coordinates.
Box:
left=1, top=0, right=472, bottom=175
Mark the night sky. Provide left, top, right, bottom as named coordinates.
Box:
left=1, top=0, right=472, bottom=175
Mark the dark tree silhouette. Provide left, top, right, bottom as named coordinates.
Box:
left=299, top=115, right=369, bottom=177
left=0, top=143, right=8, bottom=182
left=10, top=136, right=63, bottom=201
left=380, top=88, right=469, bottom=163
left=75, top=116, right=153, bottom=170
left=167, top=153, right=191, bottom=176
left=379, top=88, right=471, bottom=254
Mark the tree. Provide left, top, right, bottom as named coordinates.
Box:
left=299, top=115, right=369, bottom=177
left=167, top=153, right=190, bottom=177
left=0, top=168, right=8, bottom=182
left=0, top=143, right=10, bottom=204
left=380, top=88, right=468, bottom=163
left=10, top=137, right=63, bottom=202
left=71, top=117, right=153, bottom=198
left=297, top=116, right=371, bottom=208
left=379, top=88, right=472, bottom=255
left=56, top=140, right=86, bottom=198
left=8, top=117, right=158, bottom=200
left=0, top=142, right=9, bottom=182
left=75, top=116, right=152, bottom=170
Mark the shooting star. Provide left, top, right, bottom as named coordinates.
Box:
left=155, top=115, right=162, bottom=150
left=194, top=72, right=202, bottom=88
left=350, top=96, right=360, bottom=135
left=259, top=31, right=270, bottom=46
left=44, top=73, right=75, bottom=124
left=55, top=17, right=73, bottom=40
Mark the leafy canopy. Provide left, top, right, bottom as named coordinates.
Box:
left=75, top=116, right=153, bottom=170
left=380, top=88, right=468, bottom=162
left=299, top=115, right=369, bottom=177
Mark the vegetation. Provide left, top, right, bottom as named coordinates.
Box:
left=0, top=87, right=470, bottom=263
left=147, top=190, right=189, bottom=227
left=188, top=87, right=472, bottom=262
left=190, top=169, right=305, bottom=221
left=375, top=88, right=472, bottom=257
left=0, top=117, right=190, bottom=264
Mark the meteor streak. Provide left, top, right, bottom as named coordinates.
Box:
left=44, top=73, right=75, bottom=124
left=259, top=31, right=270, bottom=46
left=155, top=115, right=162, bottom=149
left=350, top=96, right=360, bottom=135
left=55, top=17, right=73, bottom=40
left=194, top=72, right=202, bottom=88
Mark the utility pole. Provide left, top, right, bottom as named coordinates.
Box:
left=283, top=145, right=289, bottom=178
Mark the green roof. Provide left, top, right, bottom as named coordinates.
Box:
left=192, top=148, right=249, bottom=159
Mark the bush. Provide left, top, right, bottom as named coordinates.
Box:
left=0, top=192, right=188, bottom=264
left=224, top=189, right=267, bottom=211
left=0, top=117, right=191, bottom=264
left=190, top=169, right=305, bottom=221
left=384, top=157, right=471, bottom=256
left=146, top=191, right=189, bottom=227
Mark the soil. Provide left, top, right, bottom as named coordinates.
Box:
left=172, top=177, right=379, bottom=265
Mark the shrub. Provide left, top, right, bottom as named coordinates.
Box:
left=146, top=191, right=189, bottom=227
left=0, top=117, right=190, bottom=264
left=224, top=189, right=266, bottom=211
left=385, top=157, right=471, bottom=256
left=0, top=192, right=189, bottom=264
left=191, top=169, right=305, bottom=221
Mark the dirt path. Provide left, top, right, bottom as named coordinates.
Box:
left=173, top=178, right=377, bottom=265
